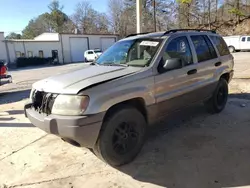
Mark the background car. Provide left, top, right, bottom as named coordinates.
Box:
left=84, top=49, right=103, bottom=62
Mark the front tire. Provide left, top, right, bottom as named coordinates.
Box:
left=93, top=107, right=146, bottom=166
left=228, top=46, right=235, bottom=53
left=204, top=78, right=228, bottom=114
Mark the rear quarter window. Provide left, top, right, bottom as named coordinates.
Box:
left=191, top=35, right=217, bottom=62
left=210, top=36, right=230, bottom=56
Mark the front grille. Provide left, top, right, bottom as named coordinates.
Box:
left=32, top=90, right=58, bottom=115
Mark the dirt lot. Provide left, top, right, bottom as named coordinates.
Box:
left=0, top=54, right=250, bottom=188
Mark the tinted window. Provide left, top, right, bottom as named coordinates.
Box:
left=88, top=51, right=94, bottom=54
left=247, top=37, right=250, bottom=42
left=210, top=35, right=230, bottom=56
left=242, top=37, right=246, bottom=42
left=163, top=36, right=193, bottom=66
left=191, top=35, right=217, bottom=62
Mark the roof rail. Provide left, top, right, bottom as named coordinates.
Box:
left=125, top=32, right=151, bottom=38
left=162, top=29, right=216, bottom=36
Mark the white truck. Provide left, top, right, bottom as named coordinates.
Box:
left=223, top=35, right=250, bottom=53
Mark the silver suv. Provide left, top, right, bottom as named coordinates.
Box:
left=25, top=29, right=234, bottom=166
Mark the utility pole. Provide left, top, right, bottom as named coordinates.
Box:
left=153, top=0, right=156, bottom=32
left=136, top=0, right=142, bottom=33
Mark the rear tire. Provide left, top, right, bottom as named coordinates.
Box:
left=228, top=46, right=235, bottom=53
left=93, top=107, right=146, bottom=166
left=204, top=78, right=228, bottom=114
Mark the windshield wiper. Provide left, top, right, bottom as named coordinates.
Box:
left=102, top=63, right=129, bottom=67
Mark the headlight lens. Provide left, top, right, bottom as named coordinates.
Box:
left=52, top=95, right=89, bottom=116
left=29, top=88, right=35, bottom=100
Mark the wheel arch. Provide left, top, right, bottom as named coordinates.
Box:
left=103, top=97, right=148, bottom=124
left=220, top=72, right=230, bottom=83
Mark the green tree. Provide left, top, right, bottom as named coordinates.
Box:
left=5, top=32, right=22, bottom=39
left=47, top=0, right=70, bottom=32
left=22, top=1, right=75, bottom=39
left=22, top=13, right=52, bottom=39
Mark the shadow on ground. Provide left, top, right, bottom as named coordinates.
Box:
left=229, top=92, right=250, bottom=100
left=5, top=110, right=24, bottom=115
left=117, top=93, right=250, bottom=188
left=0, top=89, right=30, bottom=105
left=0, top=122, right=34, bottom=127
left=0, top=117, right=15, bottom=121
left=8, top=62, right=83, bottom=72
left=8, top=64, right=63, bottom=72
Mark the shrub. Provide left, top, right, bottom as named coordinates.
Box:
left=16, top=57, right=53, bottom=68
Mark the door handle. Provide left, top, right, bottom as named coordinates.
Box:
left=187, top=69, right=197, bottom=75
left=215, top=62, right=222, bottom=67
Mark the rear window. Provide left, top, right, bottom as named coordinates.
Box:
left=94, top=49, right=102, bottom=53
left=210, top=36, right=230, bottom=56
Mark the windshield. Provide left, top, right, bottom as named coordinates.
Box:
left=96, top=38, right=163, bottom=67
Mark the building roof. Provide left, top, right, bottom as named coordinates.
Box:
left=60, top=33, right=119, bottom=36
left=3, top=32, right=118, bottom=42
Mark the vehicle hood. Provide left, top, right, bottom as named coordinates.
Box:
left=32, top=65, right=141, bottom=94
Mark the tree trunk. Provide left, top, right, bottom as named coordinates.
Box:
left=215, top=0, right=218, bottom=22
left=236, top=0, right=240, bottom=24
left=208, top=0, right=211, bottom=29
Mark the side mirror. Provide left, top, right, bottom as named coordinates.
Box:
left=163, top=58, right=182, bottom=71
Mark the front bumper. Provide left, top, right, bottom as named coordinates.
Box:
left=0, top=75, right=12, bottom=85
left=24, top=103, right=104, bottom=148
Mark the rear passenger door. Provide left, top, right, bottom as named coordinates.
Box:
left=189, top=35, right=219, bottom=100
left=154, top=36, right=200, bottom=116
left=209, top=35, right=233, bottom=76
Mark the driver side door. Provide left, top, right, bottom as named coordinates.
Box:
left=154, top=36, right=199, bottom=116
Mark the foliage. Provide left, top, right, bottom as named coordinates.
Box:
left=5, top=32, right=21, bottom=39
left=16, top=0, right=250, bottom=39
left=22, top=0, right=74, bottom=39
left=228, top=8, right=245, bottom=17
left=71, top=1, right=109, bottom=34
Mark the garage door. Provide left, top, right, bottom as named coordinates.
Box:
left=70, top=38, right=88, bottom=62
left=101, top=38, right=116, bottom=51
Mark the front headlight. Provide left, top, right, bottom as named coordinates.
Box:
left=52, top=95, right=89, bottom=116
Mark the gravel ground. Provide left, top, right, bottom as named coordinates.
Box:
left=0, top=54, right=250, bottom=188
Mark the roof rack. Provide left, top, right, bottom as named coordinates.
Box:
left=162, top=29, right=216, bottom=36
left=125, top=32, right=151, bottom=38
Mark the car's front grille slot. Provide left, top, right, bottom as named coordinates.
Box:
left=32, top=90, right=58, bottom=115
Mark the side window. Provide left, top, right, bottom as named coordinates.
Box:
left=242, top=37, right=246, bottom=42
left=163, top=36, right=193, bottom=66
left=39, top=50, right=44, bottom=58
left=210, top=36, right=230, bottom=56
left=191, top=35, right=217, bottom=62
left=247, top=37, right=250, bottom=42
left=16, top=51, right=21, bottom=58
left=27, top=51, right=33, bottom=57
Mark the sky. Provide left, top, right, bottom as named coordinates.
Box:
left=0, top=0, right=108, bottom=35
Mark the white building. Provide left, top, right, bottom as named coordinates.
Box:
left=0, top=32, right=8, bottom=61
left=0, top=32, right=118, bottom=64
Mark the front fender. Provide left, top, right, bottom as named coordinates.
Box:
left=84, top=84, right=155, bottom=114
